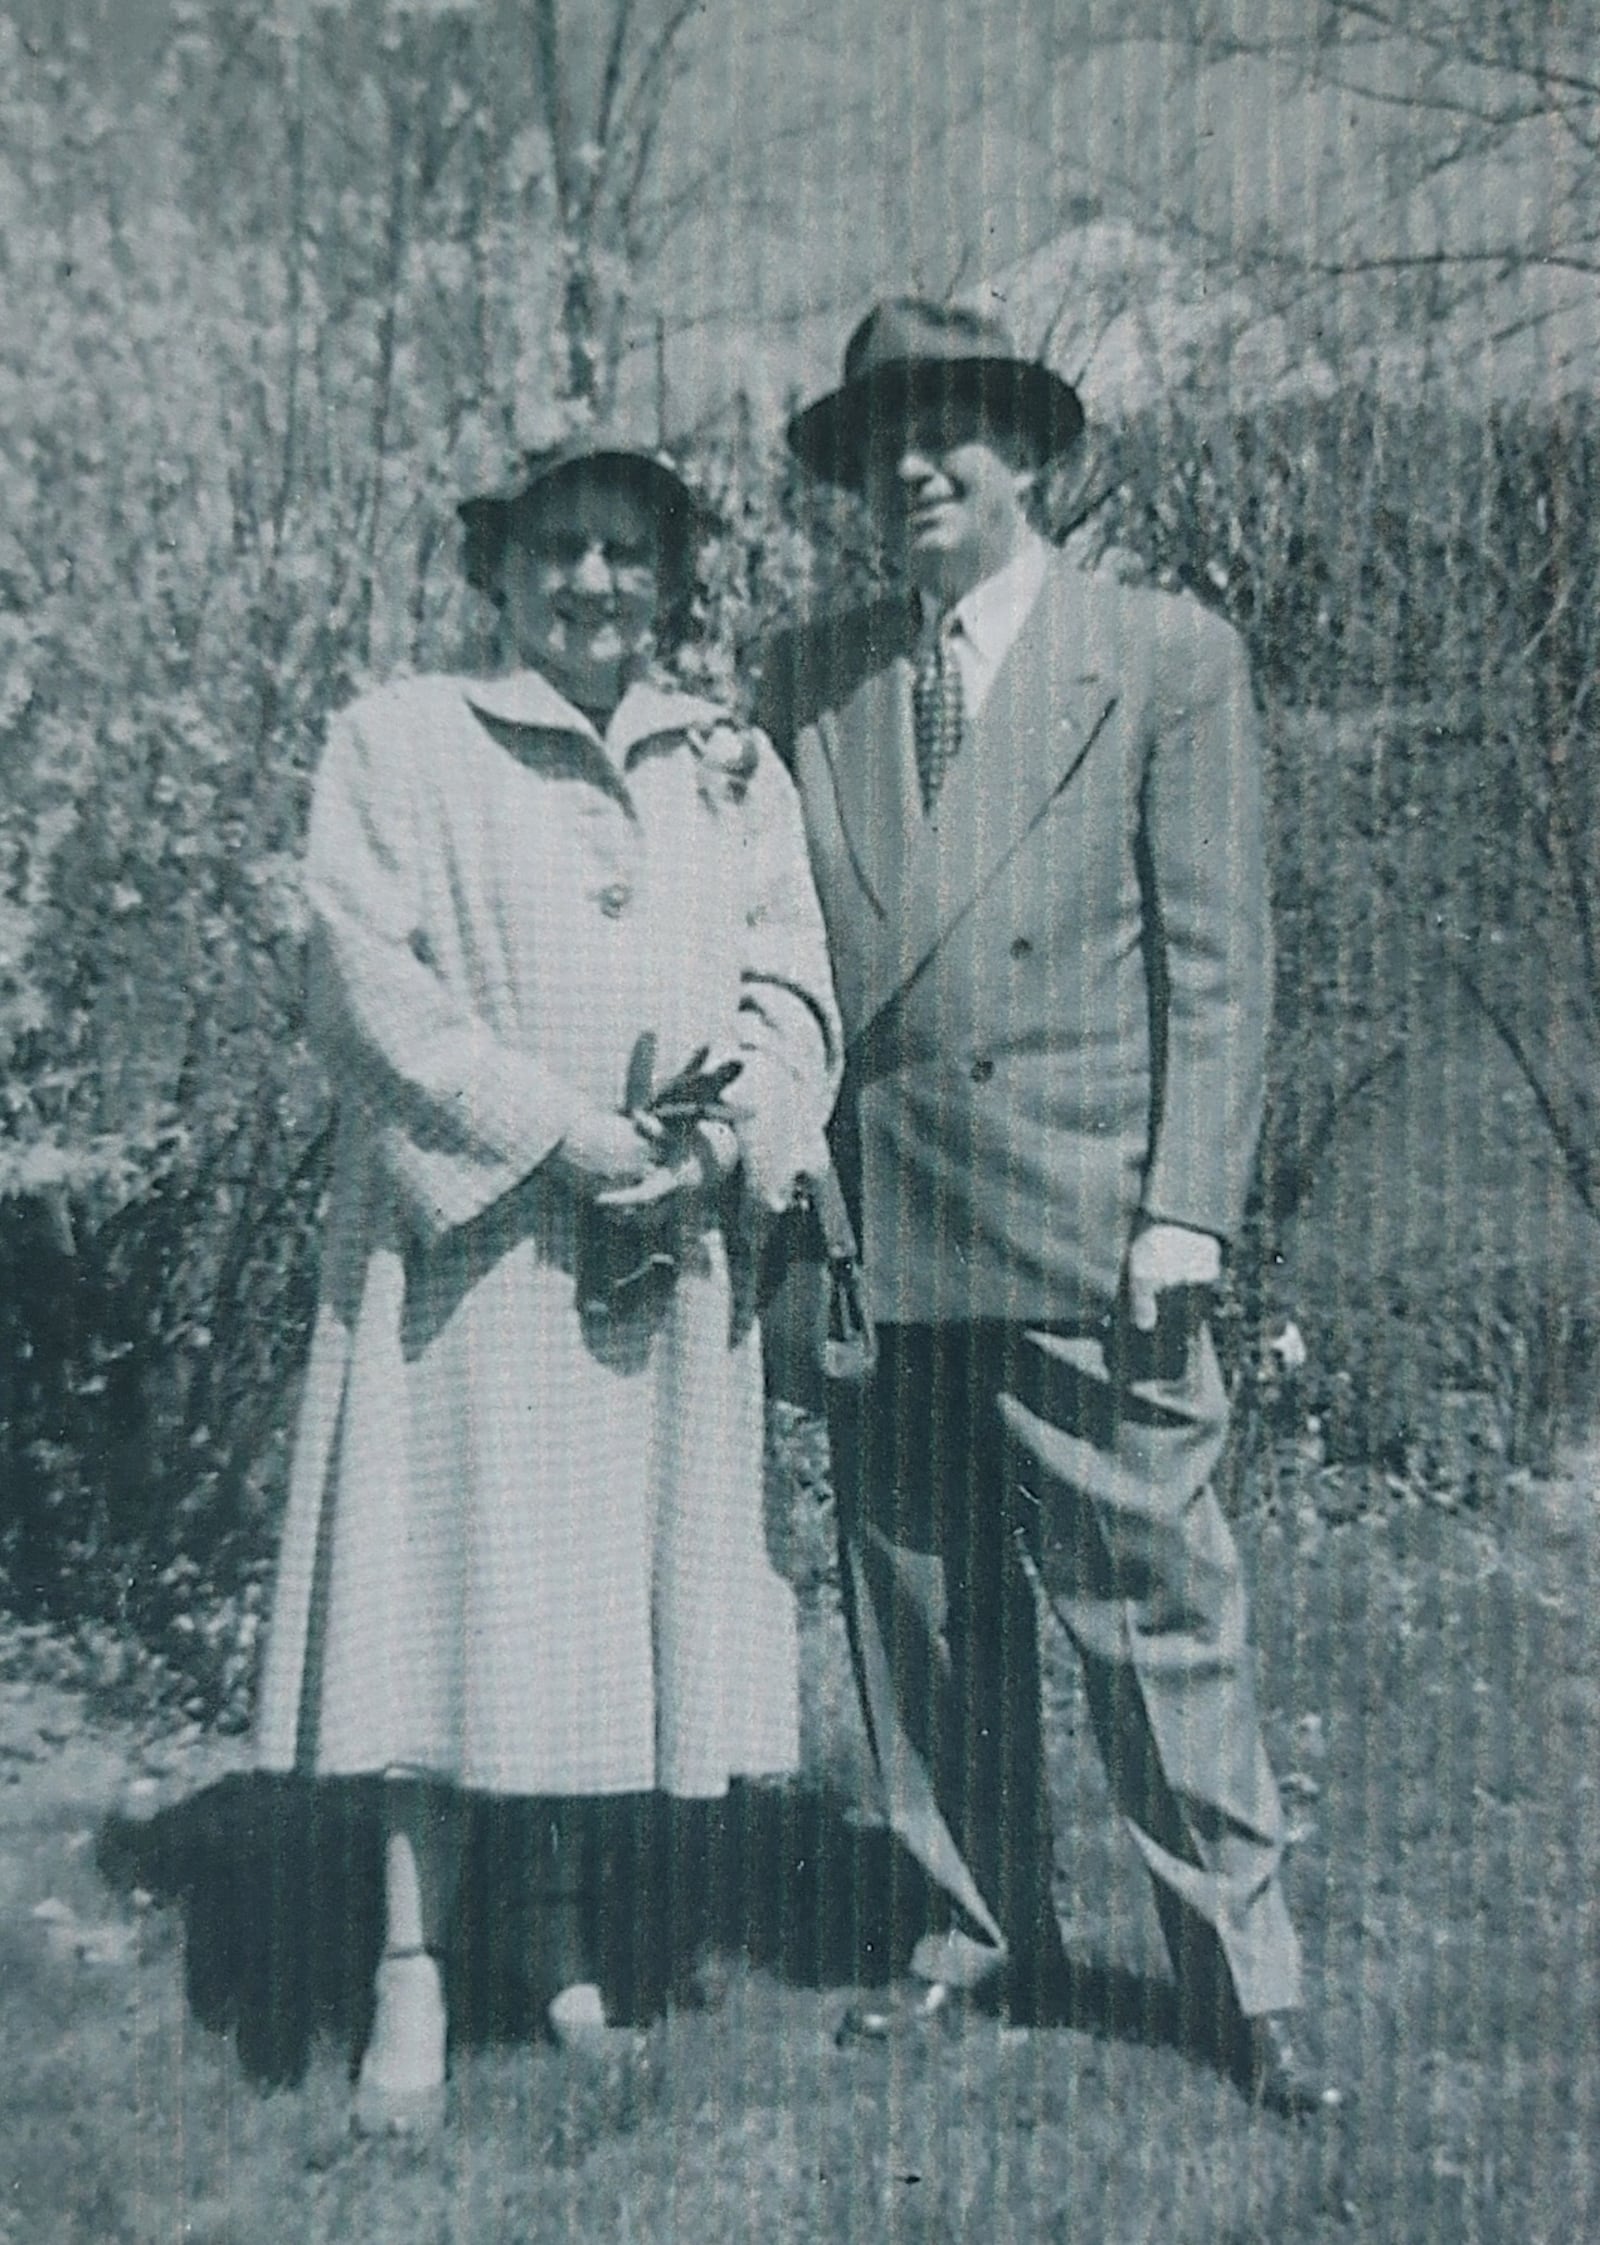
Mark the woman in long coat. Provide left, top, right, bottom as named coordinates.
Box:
left=254, top=437, right=841, bottom=2129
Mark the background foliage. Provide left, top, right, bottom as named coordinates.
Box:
left=2, top=2, right=1597, bottom=1722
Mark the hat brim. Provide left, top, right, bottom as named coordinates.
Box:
left=786, top=358, right=1085, bottom=490
left=457, top=447, right=716, bottom=596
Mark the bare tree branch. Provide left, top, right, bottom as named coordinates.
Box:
left=593, top=0, right=636, bottom=165
left=1329, top=0, right=1600, bottom=108
left=530, top=0, right=578, bottom=229
left=1451, top=957, right=1600, bottom=1223
left=1297, top=247, right=1600, bottom=279
left=612, top=0, right=703, bottom=238
left=610, top=0, right=703, bottom=172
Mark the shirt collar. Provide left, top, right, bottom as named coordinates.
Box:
left=920, top=529, right=1051, bottom=667
left=464, top=669, right=726, bottom=765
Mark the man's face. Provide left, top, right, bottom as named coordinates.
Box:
left=862, top=402, right=1037, bottom=603
left=498, top=473, right=667, bottom=717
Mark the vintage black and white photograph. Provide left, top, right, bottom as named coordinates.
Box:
left=1, top=1, right=1597, bottom=2238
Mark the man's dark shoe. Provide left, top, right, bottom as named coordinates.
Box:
left=835, top=1977, right=964, bottom=2046
left=1219, top=2009, right=1342, bottom=2118
left=836, top=1946, right=1078, bottom=2044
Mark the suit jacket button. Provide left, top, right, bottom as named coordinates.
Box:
left=1010, top=936, right=1033, bottom=960
left=970, top=1055, right=995, bottom=1085
left=597, top=881, right=631, bottom=918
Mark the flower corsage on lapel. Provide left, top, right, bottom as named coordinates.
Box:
left=685, top=720, right=761, bottom=814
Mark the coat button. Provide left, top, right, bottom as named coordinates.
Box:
left=1010, top=936, right=1033, bottom=960
left=597, top=881, right=631, bottom=918
left=970, top=1055, right=995, bottom=1085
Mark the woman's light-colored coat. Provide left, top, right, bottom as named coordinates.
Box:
left=254, top=669, right=841, bottom=1799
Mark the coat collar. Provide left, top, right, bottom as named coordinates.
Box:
left=823, top=562, right=1118, bottom=1040
left=464, top=669, right=727, bottom=766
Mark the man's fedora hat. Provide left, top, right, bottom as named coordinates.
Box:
left=786, top=299, right=1085, bottom=490
left=457, top=433, right=715, bottom=596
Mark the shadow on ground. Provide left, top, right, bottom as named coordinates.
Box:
left=98, top=1776, right=1177, bottom=2088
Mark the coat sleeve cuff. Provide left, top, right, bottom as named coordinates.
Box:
left=371, top=1056, right=581, bottom=1245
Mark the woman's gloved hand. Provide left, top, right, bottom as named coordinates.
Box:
left=580, top=1041, right=745, bottom=1214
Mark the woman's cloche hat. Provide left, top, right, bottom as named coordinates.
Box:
left=457, top=433, right=716, bottom=596
left=785, top=298, right=1085, bottom=491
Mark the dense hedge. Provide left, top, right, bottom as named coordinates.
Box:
left=6, top=388, right=1598, bottom=1717
left=1071, top=399, right=1600, bottom=1484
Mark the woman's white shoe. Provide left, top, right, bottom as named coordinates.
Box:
left=546, top=1980, right=639, bottom=2057
left=352, top=1953, right=447, bottom=2136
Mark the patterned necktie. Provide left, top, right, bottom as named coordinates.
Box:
left=912, top=621, right=965, bottom=812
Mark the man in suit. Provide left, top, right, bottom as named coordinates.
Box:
left=760, top=300, right=1332, bottom=2114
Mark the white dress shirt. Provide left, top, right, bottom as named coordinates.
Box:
left=919, top=529, right=1051, bottom=715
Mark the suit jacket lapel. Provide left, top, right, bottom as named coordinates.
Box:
left=822, top=656, right=920, bottom=921
left=851, top=567, right=1115, bottom=1038
left=812, top=606, right=921, bottom=1027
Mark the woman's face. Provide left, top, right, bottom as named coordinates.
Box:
left=498, top=473, right=669, bottom=718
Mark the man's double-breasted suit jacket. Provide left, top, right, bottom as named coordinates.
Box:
left=758, top=559, right=1271, bottom=1328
